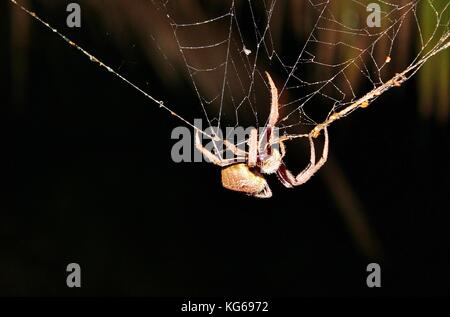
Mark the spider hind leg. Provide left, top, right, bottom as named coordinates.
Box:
left=276, top=164, right=294, bottom=188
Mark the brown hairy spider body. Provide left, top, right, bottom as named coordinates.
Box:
left=221, top=164, right=271, bottom=198
left=195, top=72, right=329, bottom=198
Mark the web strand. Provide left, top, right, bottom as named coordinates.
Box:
left=9, top=0, right=450, bottom=153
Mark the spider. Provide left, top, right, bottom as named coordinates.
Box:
left=195, top=72, right=329, bottom=198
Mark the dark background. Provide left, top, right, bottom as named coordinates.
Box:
left=2, top=0, right=450, bottom=296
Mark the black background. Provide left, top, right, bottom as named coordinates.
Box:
left=2, top=1, right=450, bottom=297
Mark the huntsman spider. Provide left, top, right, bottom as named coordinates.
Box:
left=195, top=72, right=329, bottom=198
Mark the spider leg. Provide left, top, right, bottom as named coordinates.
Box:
left=274, top=141, right=295, bottom=187
left=260, top=72, right=281, bottom=155
left=295, top=127, right=329, bottom=185
left=278, top=127, right=329, bottom=187
left=222, top=138, right=248, bottom=158
left=279, top=140, right=287, bottom=159
left=299, top=126, right=328, bottom=182
left=296, top=132, right=316, bottom=179
left=195, top=129, right=237, bottom=167
left=204, top=130, right=248, bottom=164
left=248, top=128, right=258, bottom=167
left=276, top=163, right=295, bottom=188
left=265, top=71, right=279, bottom=127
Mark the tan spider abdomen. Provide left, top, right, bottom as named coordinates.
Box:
left=221, top=164, right=272, bottom=198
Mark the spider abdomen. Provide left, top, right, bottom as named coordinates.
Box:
left=221, top=163, right=272, bottom=198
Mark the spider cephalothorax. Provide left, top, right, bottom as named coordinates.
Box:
left=195, top=72, right=329, bottom=198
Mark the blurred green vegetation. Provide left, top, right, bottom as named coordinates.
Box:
left=418, top=0, right=449, bottom=123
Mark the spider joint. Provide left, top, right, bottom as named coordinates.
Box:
left=392, top=73, right=407, bottom=87
left=311, top=125, right=324, bottom=138
left=360, top=100, right=370, bottom=108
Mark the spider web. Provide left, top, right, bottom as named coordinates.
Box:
left=9, top=0, right=450, bottom=154
left=155, top=0, right=450, bottom=141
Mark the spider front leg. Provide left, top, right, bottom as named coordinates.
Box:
left=259, top=72, right=280, bottom=154
left=275, top=141, right=295, bottom=188
left=296, top=127, right=329, bottom=184
left=195, top=129, right=239, bottom=167
left=277, top=127, right=329, bottom=187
